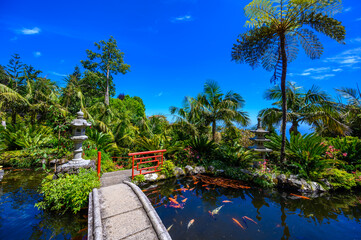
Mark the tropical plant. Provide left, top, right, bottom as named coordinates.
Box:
left=196, top=80, right=250, bottom=141
left=36, top=169, right=100, bottom=213
left=266, top=132, right=328, bottom=179
left=232, top=0, right=346, bottom=162
left=259, top=82, right=347, bottom=136
left=336, top=86, right=361, bottom=137
left=160, top=160, right=175, bottom=178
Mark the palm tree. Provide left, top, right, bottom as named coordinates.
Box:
left=336, top=85, right=361, bottom=137
left=231, top=0, right=345, bottom=162
left=197, top=80, right=250, bottom=141
left=259, top=82, right=348, bottom=136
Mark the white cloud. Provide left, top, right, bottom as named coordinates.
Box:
left=332, top=68, right=343, bottom=72
left=304, top=67, right=330, bottom=73
left=344, top=7, right=352, bottom=12
left=324, top=48, right=361, bottom=66
left=21, top=27, right=41, bottom=35
left=349, top=38, right=361, bottom=43
left=311, top=74, right=335, bottom=80
left=50, top=71, right=67, bottom=77
left=33, top=51, right=41, bottom=57
left=172, top=15, right=193, bottom=22
left=156, top=92, right=163, bottom=97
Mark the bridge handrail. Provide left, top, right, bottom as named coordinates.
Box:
left=128, top=149, right=167, bottom=156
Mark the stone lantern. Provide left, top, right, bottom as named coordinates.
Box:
left=70, top=109, right=91, bottom=163
left=250, top=117, right=272, bottom=161
left=55, top=109, right=94, bottom=176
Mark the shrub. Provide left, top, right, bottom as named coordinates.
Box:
left=83, top=149, right=116, bottom=172
left=36, top=169, right=100, bottom=213
left=322, top=168, right=356, bottom=190
left=132, top=174, right=145, bottom=184
left=266, top=133, right=328, bottom=180
left=160, top=160, right=175, bottom=178
left=324, top=137, right=361, bottom=171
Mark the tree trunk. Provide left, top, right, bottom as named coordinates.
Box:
left=289, top=120, right=299, bottom=135
left=105, top=66, right=110, bottom=106
left=212, top=120, right=216, bottom=141
left=280, top=33, right=288, bottom=163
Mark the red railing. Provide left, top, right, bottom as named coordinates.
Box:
left=128, top=149, right=167, bottom=179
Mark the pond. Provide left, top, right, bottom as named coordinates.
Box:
left=141, top=176, right=361, bottom=240
left=0, top=169, right=87, bottom=240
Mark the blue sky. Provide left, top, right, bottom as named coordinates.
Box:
left=1, top=0, right=360, bottom=128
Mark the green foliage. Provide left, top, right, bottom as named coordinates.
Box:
left=36, top=169, right=100, bottom=213
left=83, top=149, right=117, bottom=172
left=266, top=133, right=328, bottom=180
left=322, top=168, right=356, bottom=190
left=132, top=174, right=145, bottom=184
left=160, top=160, right=175, bottom=178
left=218, top=142, right=257, bottom=168
left=324, top=137, right=361, bottom=171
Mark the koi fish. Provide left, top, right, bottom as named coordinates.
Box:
left=243, top=216, right=257, bottom=225
left=186, top=184, right=190, bottom=188
left=202, top=184, right=209, bottom=187
left=210, top=205, right=224, bottom=216
left=222, top=200, right=233, bottom=203
left=189, top=187, right=195, bottom=191
left=182, top=198, right=188, bottom=203
left=205, top=187, right=210, bottom=190
left=169, top=197, right=179, bottom=205
left=167, top=224, right=173, bottom=231
left=290, top=193, right=310, bottom=200
left=187, top=219, right=195, bottom=229
left=232, top=218, right=245, bottom=230
left=242, top=217, right=248, bottom=228
left=180, top=195, right=186, bottom=199
left=194, top=181, right=198, bottom=184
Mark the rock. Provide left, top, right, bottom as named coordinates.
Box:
left=309, top=181, right=326, bottom=192
left=144, top=173, right=158, bottom=182
left=194, top=166, right=205, bottom=174
left=184, top=165, right=194, bottom=175
left=240, top=169, right=252, bottom=175
left=320, top=179, right=333, bottom=190
left=289, top=175, right=298, bottom=179
left=54, top=160, right=96, bottom=179
left=157, top=174, right=166, bottom=180
left=216, top=169, right=225, bottom=175
left=174, top=167, right=185, bottom=177
left=277, top=174, right=287, bottom=184
left=208, top=165, right=215, bottom=172
left=287, top=178, right=311, bottom=192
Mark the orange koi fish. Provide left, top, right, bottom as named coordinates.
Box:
left=290, top=193, right=310, bottom=200
left=186, top=184, right=190, bottom=188
left=222, top=200, right=233, bottom=203
left=180, top=195, right=186, bottom=198
left=187, top=219, right=195, bottom=229
left=202, top=184, right=209, bottom=187
left=182, top=198, right=188, bottom=203
left=205, top=187, right=210, bottom=190
left=194, top=181, right=198, bottom=184
left=169, top=197, right=179, bottom=205
left=243, top=216, right=257, bottom=225
left=189, top=187, right=195, bottom=191
left=232, top=218, right=245, bottom=230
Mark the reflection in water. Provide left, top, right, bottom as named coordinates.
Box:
left=0, top=169, right=87, bottom=240
left=141, top=176, right=361, bottom=240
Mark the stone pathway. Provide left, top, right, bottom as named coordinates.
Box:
left=88, top=170, right=171, bottom=240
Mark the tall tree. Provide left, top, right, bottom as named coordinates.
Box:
left=6, top=54, right=24, bottom=92
left=231, top=0, right=345, bottom=162
left=81, top=36, right=130, bottom=106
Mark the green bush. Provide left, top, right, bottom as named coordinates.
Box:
left=83, top=149, right=116, bottom=172
left=132, top=174, right=145, bottom=184
left=160, top=160, right=175, bottom=178
left=324, top=137, right=361, bottom=171
left=36, top=169, right=100, bottom=213
left=322, top=168, right=356, bottom=190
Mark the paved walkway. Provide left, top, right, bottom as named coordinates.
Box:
left=88, top=170, right=171, bottom=240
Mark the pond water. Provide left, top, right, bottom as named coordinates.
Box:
left=141, top=176, right=361, bottom=240
left=0, top=169, right=87, bottom=240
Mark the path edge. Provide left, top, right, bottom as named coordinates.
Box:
left=124, top=181, right=172, bottom=240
